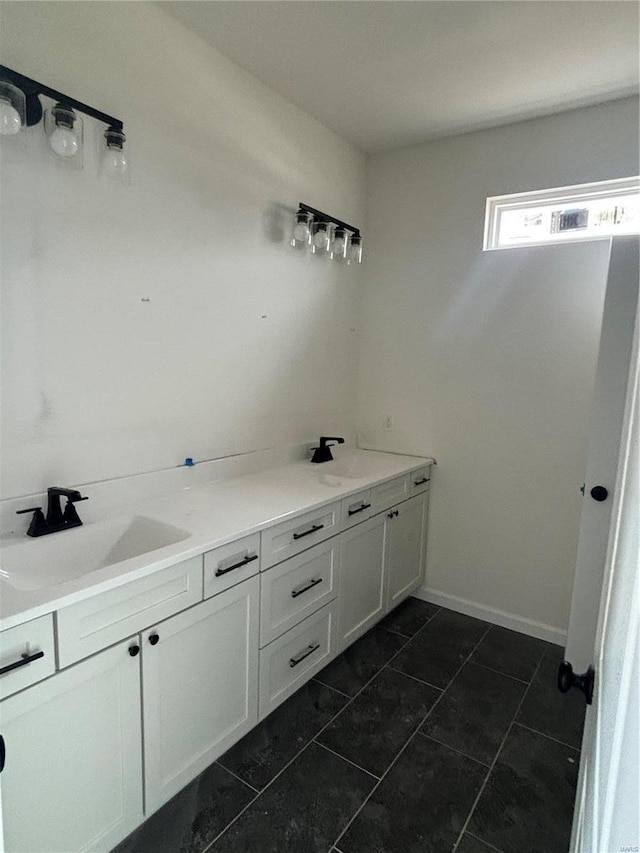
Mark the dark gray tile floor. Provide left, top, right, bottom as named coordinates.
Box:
left=112, top=599, right=584, bottom=853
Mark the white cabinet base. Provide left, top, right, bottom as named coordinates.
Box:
left=258, top=602, right=336, bottom=720
left=337, top=514, right=387, bottom=653
left=386, top=492, right=428, bottom=611
left=142, top=576, right=259, bottom=815
left=0, top=641, right=142, bottom=853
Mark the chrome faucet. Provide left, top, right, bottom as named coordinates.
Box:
left=17, top=486, right=89, bottom=537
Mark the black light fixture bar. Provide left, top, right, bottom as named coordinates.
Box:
left=0, top=64, right=123, bottom=130
left=299, top=202, right=360, bottom=237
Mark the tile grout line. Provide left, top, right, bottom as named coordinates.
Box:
left=465, top=829, right=505, bottom=853
left=416, top=731, right=490, bottom=768
left=330, top=718, right=438, bottom=851
left=451, top=650, right=548, bottom=853
left=386, top=664, right=444, bottom=691
left=311, top=677, right=352, bottom=698
left=466, top=659, right=532, bottom=685
left=312, top=739, right=381, bottom=781
left=215, top=762, right=261, bottom=795
left=201, top=619, right=424, bottom=852
left=332, top=621, right=494, bottom=852
left=513, top=721, right=581, bottom=753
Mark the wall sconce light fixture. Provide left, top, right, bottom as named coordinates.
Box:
left=292, top=203, right=362, bottom=265
left=0, top=64, right=127, bottom=179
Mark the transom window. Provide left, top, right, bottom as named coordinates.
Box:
left=484, top=176, right=640, bottom=251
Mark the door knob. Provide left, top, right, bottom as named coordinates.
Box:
left=590, top=486, right=608, bottom=502
left=557, top=661, right=595, bottom=705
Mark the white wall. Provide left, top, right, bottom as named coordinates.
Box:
left=0, top=2, right=365, bottom=499
left=357, top=99, right=639, bottom=639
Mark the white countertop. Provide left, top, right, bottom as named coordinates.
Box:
left=0, top=450, right=433, bottom=632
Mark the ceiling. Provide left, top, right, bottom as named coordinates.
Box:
left=162, top=1, right=640, bottom=154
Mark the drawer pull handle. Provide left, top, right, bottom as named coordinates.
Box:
left=149, top=633, right=160, bottom=646
left=291, top=577, right=323, bottom=598
left=293, top=524, right=324, bottom=540
left=289, top=642, right=320, bottom=668
left=128, top=644, right=140, bottom=657
left=215, top=553, right=258, bottom=577
left=348, top=503, right=371, bottom=516
left=0, top=649, right=45, bottom=676
left=413, top=477, right=430, bottom=486
left=0, top=735, right=5, bottom=773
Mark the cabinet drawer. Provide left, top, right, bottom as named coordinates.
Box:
left=341, top=489, right=373, bottom=530
left=409, top=466, right=432, bottom=496
left=370, top=475, right=410, bottom=515
left=261, top=502, right=341, bottom=569
left=260, top=539, right=338, bottom=647
left=258, top=602, right=336, bottom=720
left=204, top=533, right=260, bottom=599
left=0, top=614, right=56, bottom=701
left=57, top=556, right=203, bottom=668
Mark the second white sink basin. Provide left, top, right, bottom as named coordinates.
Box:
left=0, top=515, right=191, bottom=592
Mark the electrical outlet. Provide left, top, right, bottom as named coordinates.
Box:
left=383, top=414, right=394, bottom=431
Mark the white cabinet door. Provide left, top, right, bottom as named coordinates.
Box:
left=338, top=513, right=387, bottom=653
left=0, top=640, right=142, bottom=853
left=386, top=492, right=428, bottom=611
left=142, top=576, right=260, bottom=815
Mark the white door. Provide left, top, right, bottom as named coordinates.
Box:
left=386, top=492, right=428, bottom=611
left=565, top=236, right=639, bottom=672
left=142, top=575, right=259, bottom=815
left=570, top=294, right=639, bottom=852
left=338, top=513, right=387, bottom=652
left=0, top=640, right=143, bottom=853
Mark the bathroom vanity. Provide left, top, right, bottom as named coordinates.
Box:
left=0, top=450, right=432, bottom=852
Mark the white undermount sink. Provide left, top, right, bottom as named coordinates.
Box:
left=318, top=457, right=383, bottom=481
left=0, top=515, right=191, bottom=592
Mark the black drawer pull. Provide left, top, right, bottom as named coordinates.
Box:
left=0, top=735, right=5, bottom=773
left=293, top=524, right=324, bottom=540
left=291, top=577, right=323, bottom=598
left=215, top=553, right=258, bottom=577
left=0, top=650, right=45, bottom=676
left=289, top=642, right=320, bottom=668
left=413, top=478, right=430, bottom=486
left=348, top=503, right=371, bottom=516
left=128, top=644, right=140, bottom=657
left=148, top=633, right=160, bottom=646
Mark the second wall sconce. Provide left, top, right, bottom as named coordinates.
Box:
left=291, top=203, right=363, bottom=264
left=0, top=64, right=128, bottom=182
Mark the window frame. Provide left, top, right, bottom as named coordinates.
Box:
left=483, top=176, right=640, bottom=251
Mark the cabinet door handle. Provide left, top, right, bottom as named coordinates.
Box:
left=215, top=553, right=258, bottom=577
left=291, top=577, right=323, bottom=598
left=413, top=477, right=430, bottom=486
left=0, top=735, right=5, bottom=773
left=293, top=524, right=324, bottom=540
left=0, top=649, right=45, bottom=676
left=289, top=642, right=320, bottom=668
left=148, top=633, right=160, bottom=646
left=128, top=644, right=140, bottom=657
left=348, top=503, right=371, bottom=516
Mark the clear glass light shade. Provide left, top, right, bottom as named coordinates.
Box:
left=101, top=128, right=129, bottom=184
left=291, top=210, right=311, bottom=248
left=47, top=105, right=82, bottom=159
left=347, top=234, right=363, bottom=264
left=330, top=229, right=348, bottom=261
left=310, top=221, right=333, bottom=255
left=0, top=82, right=26, bottom=136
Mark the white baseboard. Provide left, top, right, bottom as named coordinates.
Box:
left=414, top=585, right=567, bottom=647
